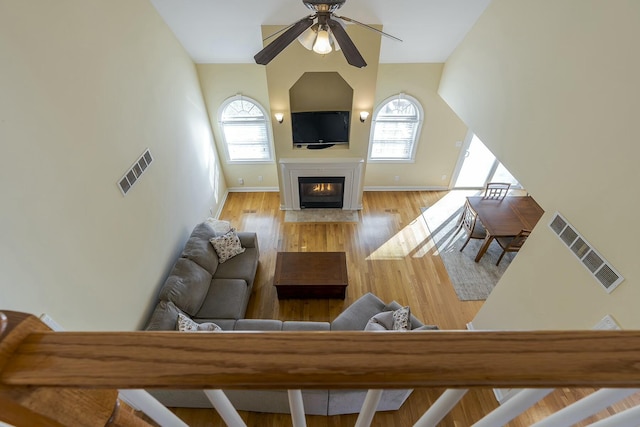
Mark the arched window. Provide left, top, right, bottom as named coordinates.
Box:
left=218, top=95, right=274, bottom=162
left=368, top=93, right=424, bottom=162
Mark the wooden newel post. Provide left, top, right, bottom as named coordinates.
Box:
left=0, top=311, right=151, bottom=427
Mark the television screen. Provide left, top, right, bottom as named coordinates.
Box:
left=291, top=111, right=350, bottom=145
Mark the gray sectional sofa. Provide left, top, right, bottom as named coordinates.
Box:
left=144, top=222, right=437, bottom=415
left=145, top=222, right=260, bottom=330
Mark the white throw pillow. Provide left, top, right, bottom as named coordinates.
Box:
left=177, top=313, right=222, bottom=332
left=204, top=218, right=232, bottom=235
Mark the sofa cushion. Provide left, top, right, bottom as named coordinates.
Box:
left=195, top=278, right=249, bottom=319
left=210, top=229, right=246, bottom=263
left=190, top=222, right=218, bottom=241
left=177, top=313, right=222, bottom=332
left=159, top=258, right=212, bottom=316
left=234, top=319, right=283, bottom=331
left=283, top=321, right=331, bottom=331
left=364, top=306, right=411, bottom=331
left=213, top=246, right=259, bottom=287
left=182, top=236, right=219, bottom=275
left=145, top=300, right=183, bottom=331
left=413, top=324, right=440, bottom=331
left=331, top=292, right=386, bottom=331
left=328, top=389, right=413, bottom=415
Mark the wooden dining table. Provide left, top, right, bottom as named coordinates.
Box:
left=466, top=195, right=544, bottom=262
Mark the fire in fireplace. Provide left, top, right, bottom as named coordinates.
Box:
left=298, top=177, right=345, bottom=209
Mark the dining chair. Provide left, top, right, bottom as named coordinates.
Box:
left=495, top=229, right=532, bottom=266
left=455, top=200, right=487, bottom=252
left=483, top=182, right=511, bottom=200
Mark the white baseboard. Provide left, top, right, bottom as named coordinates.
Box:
left=212, top=191, right=229, bottom=219
left=466, top=321, right=475, bottom=330
left=227, top=186, right=279, bottom=192
left=364, top=186, right=449, bottom=191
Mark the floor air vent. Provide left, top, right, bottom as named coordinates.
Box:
left=549, top=212, right=623, bottom=293
left=118, top=149, right=153, bottom=196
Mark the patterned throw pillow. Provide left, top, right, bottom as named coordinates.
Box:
left=364, top=306, right=412, bottom=331
left=392, top=306, right=411, bottom=331
left=176, top=313, right=222, bottom=332
left=209, top=228, right=245, bottom=263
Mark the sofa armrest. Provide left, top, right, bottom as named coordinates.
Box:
left=237, top=232, right=258, bottom=249
left=331, top=292, right=386, bottom=330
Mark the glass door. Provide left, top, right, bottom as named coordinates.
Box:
left=453, top=133, right=520, bottom=189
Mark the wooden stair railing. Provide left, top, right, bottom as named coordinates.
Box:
left=3, top=310, right=640, bottom=425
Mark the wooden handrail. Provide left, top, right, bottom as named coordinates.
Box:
left=3, top=311, right=640, bottom=390
left=0, top=311, right=152, bottom=427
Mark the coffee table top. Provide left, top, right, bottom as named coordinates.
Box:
left=274, top=252, right=348, bottom=287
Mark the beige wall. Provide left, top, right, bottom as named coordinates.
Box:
left=197, top=38, right=467, bottom=194
left=196, top=64, right=279, bottom=190
left=439, top=0, right=640, bottom=329
left=262, top=24, right=381, bottom=167
left=0, top=0, right=224, bottom=330
left=365, top=64, right=467, bottom=188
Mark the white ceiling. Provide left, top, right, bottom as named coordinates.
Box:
left=149, top=0, right=492, bottom=64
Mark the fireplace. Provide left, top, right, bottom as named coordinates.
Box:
left=298, top=177, right=345, bottom=209
left=279, top=158, right=364, bottom=210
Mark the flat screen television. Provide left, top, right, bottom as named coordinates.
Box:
left=291, top=111, right=350, bottom=145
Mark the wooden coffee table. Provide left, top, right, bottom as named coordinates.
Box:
left=274, top=252, right=348, bottom=299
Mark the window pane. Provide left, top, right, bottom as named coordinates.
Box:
left=369, top=96, right=422, bottom=161
left=370, top=120, right=418, bottom=160
left=220, top=97, right=272, bottom=162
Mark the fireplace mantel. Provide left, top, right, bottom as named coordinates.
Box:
left=279, top=158, right=364, bottom=210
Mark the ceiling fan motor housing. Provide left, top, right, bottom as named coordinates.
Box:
left=303, top=0, right=346, bottom=13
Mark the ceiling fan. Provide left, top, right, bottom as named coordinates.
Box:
left=254, top=0, right=401, bottom=69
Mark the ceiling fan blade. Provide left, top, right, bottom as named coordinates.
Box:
left=327, top=18, right=366, bottom=68
left=334, top=15, right=403, bottom=42
left=254, top=16, right=315, bottom=65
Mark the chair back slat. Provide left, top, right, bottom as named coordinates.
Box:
left=483, top=182, right=511, bottom=200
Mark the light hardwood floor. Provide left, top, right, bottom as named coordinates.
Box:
left=169, top=191, right=638, bottom=427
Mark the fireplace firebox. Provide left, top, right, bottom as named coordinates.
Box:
left=298, top=177, right=345, bottom=209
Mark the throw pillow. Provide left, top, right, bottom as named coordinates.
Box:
left=209, top=228, right=245, bottom=263
left=176, top=313, right=222, bottom=332
left=364, top=306, right=412, bottom=331
left=392, top=306, right=411, bottom=331
left=204, top=218, right=232, bottom=235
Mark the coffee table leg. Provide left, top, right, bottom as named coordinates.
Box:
left=475, top=235, right=494, bottom=262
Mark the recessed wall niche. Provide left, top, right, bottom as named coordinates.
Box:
left=289, top=72, right=354, bottom=148
left=289, top=72, right=353, bottom=112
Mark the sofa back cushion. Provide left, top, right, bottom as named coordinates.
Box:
left=182, top=235, right=219, bottom=275
left=159, top=258, right=212, bottom=315
left=145, top=300, right=182, bottom=331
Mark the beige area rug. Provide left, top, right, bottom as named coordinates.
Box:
left=284, top=209, right=360, bottom=223
left=421, top=190, right=515, bottom=301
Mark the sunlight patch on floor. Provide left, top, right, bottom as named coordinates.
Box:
left=366, top=190, right=480, bottom=260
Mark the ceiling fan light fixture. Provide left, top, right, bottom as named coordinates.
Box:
left=297, top=23, right=319, bottom=50
left=313, top=27, right=332, bottom=54
left=329, top=30, right=341, bottom=51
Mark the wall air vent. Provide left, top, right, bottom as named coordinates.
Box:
left=549, top=212, right=623, bottom=293
left=118, top=149, right=153, bottom=196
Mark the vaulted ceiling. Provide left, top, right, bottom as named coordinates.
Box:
left=150, top=0, right=492, bottom=64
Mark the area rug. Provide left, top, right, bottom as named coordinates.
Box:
left=421, top=191, right=514, bottom=301
left=284, top=209, right=360, bottom=223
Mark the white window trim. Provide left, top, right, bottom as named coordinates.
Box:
left=367, top=93, right=424, bottom=163
left=217, top=95, right=275, bottom=164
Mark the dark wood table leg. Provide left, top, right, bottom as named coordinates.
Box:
left=475, top=235, right=495, bottom=262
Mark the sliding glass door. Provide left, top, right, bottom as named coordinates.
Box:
left=453, top=133, right=520, bottom=189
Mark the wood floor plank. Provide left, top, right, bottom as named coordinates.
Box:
left=169, top=191, right=640, bottom=426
